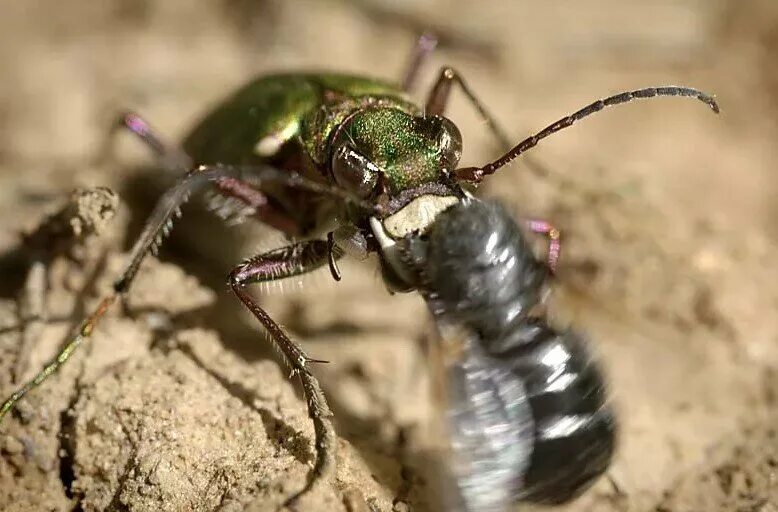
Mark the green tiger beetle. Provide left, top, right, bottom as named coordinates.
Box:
left=1, top=34, right=718, bottom=509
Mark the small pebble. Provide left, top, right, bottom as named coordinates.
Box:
left=2, top=435, right=24, bottom=455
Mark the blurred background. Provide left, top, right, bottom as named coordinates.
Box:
left=0, top=1, right=776, bottom=511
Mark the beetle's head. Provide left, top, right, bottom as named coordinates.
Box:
left=330, top=107, right=462, bottom=199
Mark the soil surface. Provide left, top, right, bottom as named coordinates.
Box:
left=1, top=1, right=777, bottom=511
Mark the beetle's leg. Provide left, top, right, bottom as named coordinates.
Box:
left=115, top=166, right=247, bottom=291
left=526, top=219, right=561, bottom=274
left=426, top=67, right=511, bottom=148
left=229, top=240, right=343, bottom=504
left=117, top=164, right=378, bottom=292
left=98, top=111, right=192, bottom=171
left=401, top=32, right=438, bottom=92
left=0, top=167, right=233, bottom=423
left=208, top=176, right=302, bottom=235
left=119, top=112, right=189, bottom=167
left=425, top=67, right=554, bottom=179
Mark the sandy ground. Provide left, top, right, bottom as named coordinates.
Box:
left=0, top=1, right=777, bottom=511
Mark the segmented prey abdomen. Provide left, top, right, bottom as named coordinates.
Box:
left=495, top=318, right=616, bottom=504
left=436, top=322, right=534, bottom=512
left=437, top=319, right=615, bottom=510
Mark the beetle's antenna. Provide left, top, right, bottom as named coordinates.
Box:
left=455, top=86, right=719, bottom=183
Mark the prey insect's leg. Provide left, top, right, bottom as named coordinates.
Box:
left=526, top=219, right=561, bottom=274
left=425, top=67, right=553, bottom=178
left=401, top=32, right=438, bottom=92
left=229, top=240, right=343, bottom=504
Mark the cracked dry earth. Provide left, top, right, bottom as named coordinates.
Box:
left=2, top=1, right=778, bottom=511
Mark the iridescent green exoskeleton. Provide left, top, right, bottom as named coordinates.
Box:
left=1, top=33, right=719, bottom=509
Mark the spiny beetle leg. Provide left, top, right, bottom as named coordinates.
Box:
left=209, top=176, right=301, bottom=235
left=401, top=32, right=438, bottom=93
left=0, top=295, right=116, bottom=423
left=116, top=163, right=376, bottom=294
left=115, top=165, right=248, bottom=293
left=426, top=66, right=511, bottom=148
left=425, top=66, right=554, bottom=179
left=228, top=240, right=344, bottom=504
left=526, top=219, right=562, bottom=274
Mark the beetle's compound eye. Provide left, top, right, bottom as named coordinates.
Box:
left=331, top=145, right=380, bottom=197
left=431, top=115, right=463, bottom=170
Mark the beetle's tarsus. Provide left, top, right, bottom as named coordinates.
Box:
left=326, top=231, right=343, bottom=282
left=0, top=295, right=117, bottom=423
left=282, top=368, right=336, bottom=508
left=401, top=32, right=438, bottom=92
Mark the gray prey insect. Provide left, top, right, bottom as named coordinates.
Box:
left=0, top=34, right=719, bottom=510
